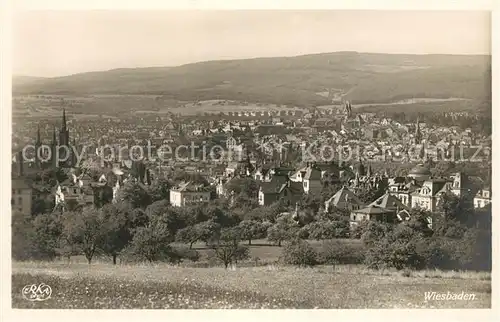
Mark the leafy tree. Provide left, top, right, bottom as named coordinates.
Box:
left=61, top=207, right=104, bottom=265
left=124, top=214, right=174, bottom=262
left=225, top=177, right=259, bottom=199
left=94, top=185, right=114, bottom=208
left=361, top=221, right=393, bottom=247
left=11, top=212, right=61, bottom=261
left=31, top=197, right=55, bottom=216
left=31, top=212, right=63, bottom=260
left=281, top=239, right=318, bottom=267
left=318, top=240, right=365, bottom=265
left=267, top=215, right=299, bottom=246
left=305, top=219, right=350, bottom=240
left=175, top=225, right=200, bottom=249
left=208, top=227, right=249, bottom=268
left=148, top=177, right=172, bottom=202
left=99, top=203, right=133, bottom=264
left=117, top=181, right=152, bottom=209
left=197, top=220, right=221, bottom=245
left=238, top=220, right=266, bottom=245
left=404, top=209, right=434, bottom=238
left=145, top=200, right=170, bottom=218
left=439, top=192, right=474, bottom=224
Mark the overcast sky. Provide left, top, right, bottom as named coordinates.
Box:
left=13, top=10, right=491, bottom=77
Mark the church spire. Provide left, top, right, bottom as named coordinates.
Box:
left=415, top=116, right=421, bottom=144
left=52, top=126, right=57, bottom=145
left=36, top=125, right=41, bottom=145
left=62, top=108, right=67, bottom=131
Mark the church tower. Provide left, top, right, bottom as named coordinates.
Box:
left=59, top=108, right=69, bottom=146
left=414, top=117, right=421, bottom=145
left=58, top=108, right=72, bottom=167
left=51, top=126, right=59, bottom=168
left=35, top=125, right=42, bottom=168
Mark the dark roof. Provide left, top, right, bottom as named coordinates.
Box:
left=260, top=175, right=288, bottom=194
left=368, top=193, right=409, bottom=210
left=355, top=205, right=394, bottom=215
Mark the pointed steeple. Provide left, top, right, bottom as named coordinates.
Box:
left=62, top=108, right=67, bottom=131
left=36, top=125, right=41, bottom=145
left=52, top=126, right=57, bottom=145
left=415, top=116, right=421, bottom=144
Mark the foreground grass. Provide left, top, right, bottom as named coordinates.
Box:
left=12, top=262, right=491, bottom=309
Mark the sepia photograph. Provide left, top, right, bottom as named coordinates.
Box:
left=5, top=3, right=496, bottom=314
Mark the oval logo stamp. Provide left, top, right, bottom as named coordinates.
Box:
left=22, top=283, right=52, bottom=301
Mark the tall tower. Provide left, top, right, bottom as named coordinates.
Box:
left=59, top=108, right=69, bottom=147
left=35, top=125, right=42, bottom=168
left=51, top=126, right=59, bottom=168
left=414, top=117, right=421, bottom=145
left=58, top=108, right=72, bottom=167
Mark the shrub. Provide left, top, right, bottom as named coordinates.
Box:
left=12, top=213, right=62, bottom=261
left=306, top=220, right=347, bottom=240
left=171, top=245, right=201, bottom=262
left=361, top=221, right=393, bottom=246
left=281, top=239, right=318, bottom=267
left=415, top=238, right=457, bottom=270
left=318, top=240, right=365, bottom=265
left=296, top=226, right=310, bottom=239
left=365, top=239, right=425, bottom=270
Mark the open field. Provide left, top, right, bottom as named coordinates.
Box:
left=12, top=261, right=490, bottom=309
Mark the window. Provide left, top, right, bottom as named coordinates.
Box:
left=18, top=197, right=22, bottom=205
left=11, top=189, right=15, bottom=195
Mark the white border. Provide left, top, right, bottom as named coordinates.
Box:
left=1, top=1, right=498, bottom=322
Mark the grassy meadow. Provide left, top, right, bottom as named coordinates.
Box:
left=12, top=239, right=491, bottom=309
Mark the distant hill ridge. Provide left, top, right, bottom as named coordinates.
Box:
left=13, top=52, right=491, bottom=107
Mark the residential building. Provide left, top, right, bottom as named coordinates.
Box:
left=324, top=186, right=363, bottom=212
left=289, top=165, right=322, bottom=194
left=410, top=178, right=451, bottom=212
left=170, top=181, right=211, bottom=207
left=258, top=175, right=303, bottom=206
left=350, top=192, right=409, bottom=226
left=12, top=178, right=32, bottom=216
left=474, top=187, right=491, bottom=209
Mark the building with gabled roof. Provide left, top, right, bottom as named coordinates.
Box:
left=410, top=178, right=452, bottom=212
left=368, top=192, right=410, bottom=212
left=258, top=175, right=303, bottom=206
left=324, top=186, right=363, bottom=212
left=289, top=164, right=322, bottom=194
